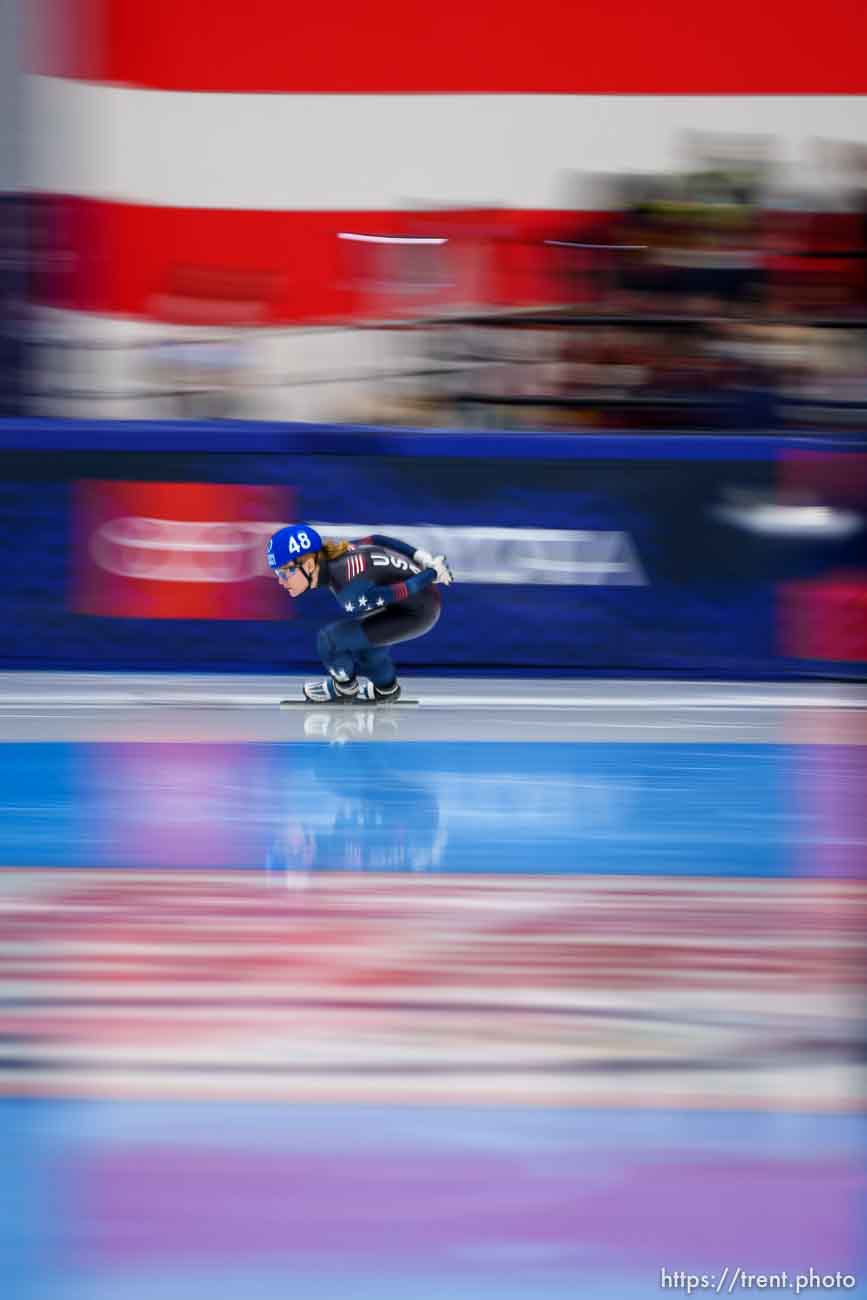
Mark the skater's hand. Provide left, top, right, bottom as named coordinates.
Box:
left=432, top=555, right=453, bottom=585
left=413, top=548, right=436, bottom=570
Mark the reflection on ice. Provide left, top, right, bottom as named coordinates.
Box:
left=0, top=731, right=863, bottom=877
left=268, top=730, right=447, bottom=874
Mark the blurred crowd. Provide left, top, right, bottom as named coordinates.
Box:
left=4, top=133, right=867, bottom=432
left=362, top=142, right=867, bottom=432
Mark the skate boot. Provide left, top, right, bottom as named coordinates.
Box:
left=358, top=679, right=401, bottom=703
left=302, top=675, right=360, bottom=704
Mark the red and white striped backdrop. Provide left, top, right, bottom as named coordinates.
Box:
left=26, top=0, right=867, bottom=323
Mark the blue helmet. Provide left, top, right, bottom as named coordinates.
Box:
left=267, top=524, right=323, bottom=570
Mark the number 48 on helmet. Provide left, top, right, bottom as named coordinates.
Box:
left=267, top=524, right=323, bottom=570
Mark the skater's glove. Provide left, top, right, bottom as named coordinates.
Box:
left=432, top=555, right=454, bottom=585
left=413, top=548, right=436, bottom=570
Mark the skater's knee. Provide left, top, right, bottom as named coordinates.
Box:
left=318, top=620, right=367, bottom=664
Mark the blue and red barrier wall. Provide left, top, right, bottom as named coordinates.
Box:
left=0, top=421, right=864, bottom=677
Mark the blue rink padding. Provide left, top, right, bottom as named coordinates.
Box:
left=0, top=424, right=864, bottom=676
left=2, top=419, right=865, bottom=458
left=3, top=1099, right=865, bottom=1300
left=1, top=740, right=862, bottom=877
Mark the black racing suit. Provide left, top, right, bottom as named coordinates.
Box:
left=316, top=535, right=441, bottom=685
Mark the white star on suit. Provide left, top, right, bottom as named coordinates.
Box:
left=358, top=595, right=368, bottom=608
left=344, top=601, right=354, bottom=612
left=376, top=597, right=385, bottom=607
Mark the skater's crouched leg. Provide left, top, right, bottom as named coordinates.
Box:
left=317, top=618, right=397, bottom=694
left=317, top=619, right=370, bottom=683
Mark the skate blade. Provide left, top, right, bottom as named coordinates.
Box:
left=279, top=698, right=419, bottom=709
